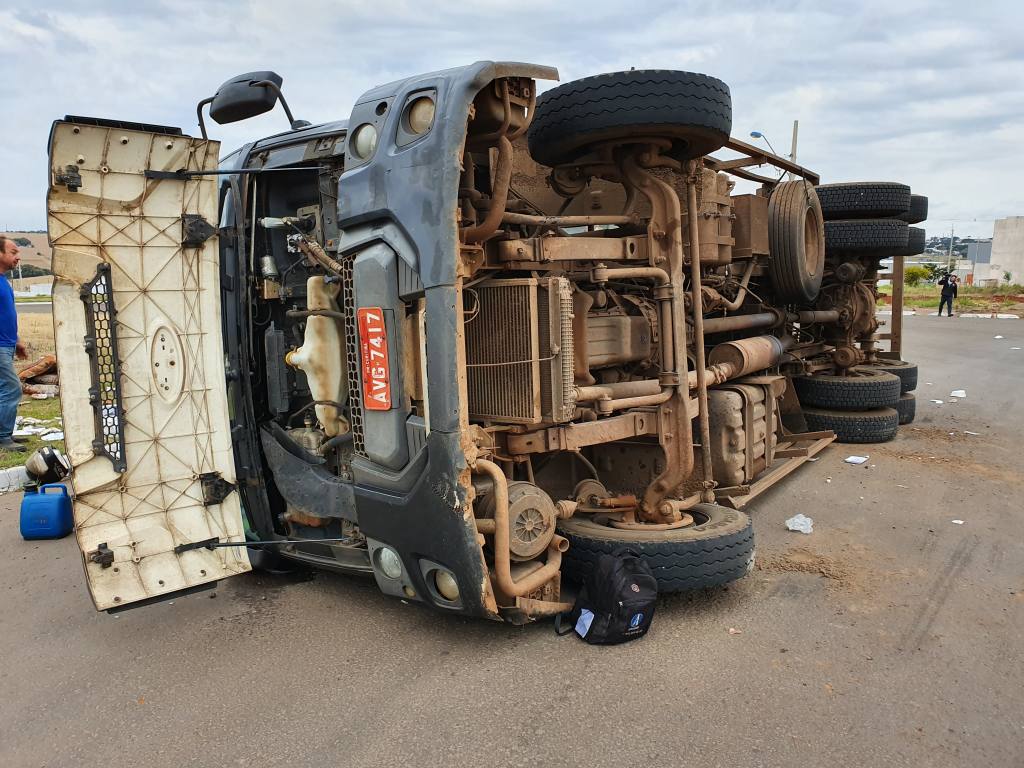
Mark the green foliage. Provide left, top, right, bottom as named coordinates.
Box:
left=0, top=397, right=64, bottom=470
left=19, top=264, right=51, bottom=278
left=904, top=265, right=929, bottom=286
left=1004, top=270, right=1013, bottom=283
left=13, top=237, right=32, bottom=247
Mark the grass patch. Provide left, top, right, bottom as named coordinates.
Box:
left=15, top=296, right=54, bottom=303
left=0, top=396, right=64, bottom=470
left=879, top=284, right=1024, bottom=314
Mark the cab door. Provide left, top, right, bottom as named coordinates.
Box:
left=46, top=117, right=250, bottom=611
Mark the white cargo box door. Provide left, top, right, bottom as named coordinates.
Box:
left=46, top=119, right=250, bottom=610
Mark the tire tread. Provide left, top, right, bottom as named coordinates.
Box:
left=792, top=368, right=902, bottom=410
left=558, top=507, right=754, bottom=593
left=802, top=406, right=900, bottom=444
left=815, top=182, right=911, bottom=219
left=528, top=71, right=732, bottom=167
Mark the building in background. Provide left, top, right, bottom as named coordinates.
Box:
left=991, top=217, right=1024, bottom=284
left=965, top=241, right=997, bottom=285
left=12, top=275, right=53, bottom=298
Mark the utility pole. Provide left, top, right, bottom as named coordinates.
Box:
left=788, top=120, right=799, bottom=181
left=947, top=225, right=955, bottom=272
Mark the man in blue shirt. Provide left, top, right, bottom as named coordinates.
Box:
left=0, top=237, right=28, bottom=452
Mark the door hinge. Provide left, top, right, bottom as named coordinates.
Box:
left=199, top=472, right=236, bottom=505
left=55, top=165, right=83, bottom=192
left=182, top=214, right=216, bottom=247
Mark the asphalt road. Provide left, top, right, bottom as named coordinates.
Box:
left=1, top=316, right=1021, bottom=768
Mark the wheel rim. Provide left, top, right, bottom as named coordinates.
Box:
left=804, top=207, right=821, bottom=277
left=586, top=507, right=712, bottom=531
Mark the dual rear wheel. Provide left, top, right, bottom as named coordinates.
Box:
left=793, top=360, right=918, bottom=442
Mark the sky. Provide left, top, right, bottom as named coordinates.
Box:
left=3, top=0, right=1022, bottom=240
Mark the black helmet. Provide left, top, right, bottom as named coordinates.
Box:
left=25, top=446, right=71, bottom=485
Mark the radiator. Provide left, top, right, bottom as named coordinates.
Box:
left=465, top=277, right=575, bottom=424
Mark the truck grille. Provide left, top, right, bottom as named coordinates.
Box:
left=340, top=254, right=365, bottom=456
left=465, top=277, right=574, bottom=424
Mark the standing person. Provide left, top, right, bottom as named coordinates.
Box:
left=938, top=272, right=958, bottom=317
left=0, top=236, right=27, bottom=452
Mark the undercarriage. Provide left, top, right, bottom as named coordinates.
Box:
left=241, top=69, right=912, bottom=618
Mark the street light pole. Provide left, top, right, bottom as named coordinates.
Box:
left=788, top=120, right=799, bottom=181
left=751, top=123, right=800, bottom=180
left=947, top=225, right=955, bottom=272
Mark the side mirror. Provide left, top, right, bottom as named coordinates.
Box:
left=209, top=71, right=283, bottom=124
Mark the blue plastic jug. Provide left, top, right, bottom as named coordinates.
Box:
left=20, top=484, right=73, bottom=540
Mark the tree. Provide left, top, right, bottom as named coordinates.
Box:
left=904, top=265, right=929, bottom=286
left=19, top=264, right=51, bottom=278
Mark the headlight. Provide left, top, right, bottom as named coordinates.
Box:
left=434, top=569, right=460, bottom=601
left=404, top=96, right=435, bottom=135
left=351, top=123, right=378, bottom=159
left=375, top=546, right=403, bottom=579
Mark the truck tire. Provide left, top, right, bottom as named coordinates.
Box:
left=768, top=180, right=826, bottom=302
left=802, top=406, right=899, bottom=444
left=825, top=219, right=909, bottom=255
left=898, top=194, right=928, bottom=224
left=527, top=70, right=732, bottom=168
left=557, top=504, right=754, bottom=593
left=896, top=393, right=916, bottom=425
left=792, top=368, right=901, bottom=410
left=864, top=358, right=917, bottom=393
left=893, top=226, right=926, bottom=256
left=815, top=182, right=911, bottom=219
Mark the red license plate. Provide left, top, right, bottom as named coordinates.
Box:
left=357, top=307, right=392, bottom=410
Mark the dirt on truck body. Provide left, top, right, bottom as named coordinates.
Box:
left=45, top=62, right=926, bottom=622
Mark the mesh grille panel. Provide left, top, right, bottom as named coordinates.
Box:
left=81, top=264, right=126, bottom=472
left=340, top=255, right=365, bottom=456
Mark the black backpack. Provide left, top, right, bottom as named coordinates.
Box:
left=556, top=549, right=658, bottom=644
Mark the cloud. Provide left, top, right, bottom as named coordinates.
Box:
left=3, top=0, right=1021, bottom=239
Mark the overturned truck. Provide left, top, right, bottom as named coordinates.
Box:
left=46, top=62, right=925, bottom=621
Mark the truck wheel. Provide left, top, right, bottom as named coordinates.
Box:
left=803, top=406, right=899, bottom=443
left=527, top=70, right=732, bottom=168
left=768, top=180, right=825, bottom=302
left=815, top=182, right=911, bottom=219
left=864, top=359, right=917, bottom=393
left=792, top=368, right=901, bottom=410
left=825, top=219, right=909, bottom=255
left=898, top=194, right=928, bottom=224
left=896, top=393, right=916, bottom=425
left=557, top=504, right=754, bottom=593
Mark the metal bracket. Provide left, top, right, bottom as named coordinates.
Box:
left=55, top=164, right=83, bottom=192
left=145, top=169, right=190, bottom=180
left=174, top=536, right=220, bottom=554
left=199, top=472, right=235, bottom=506
left=182, top=214, right=216, bottom=247
left=88, top=543, right=115, bottom=568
